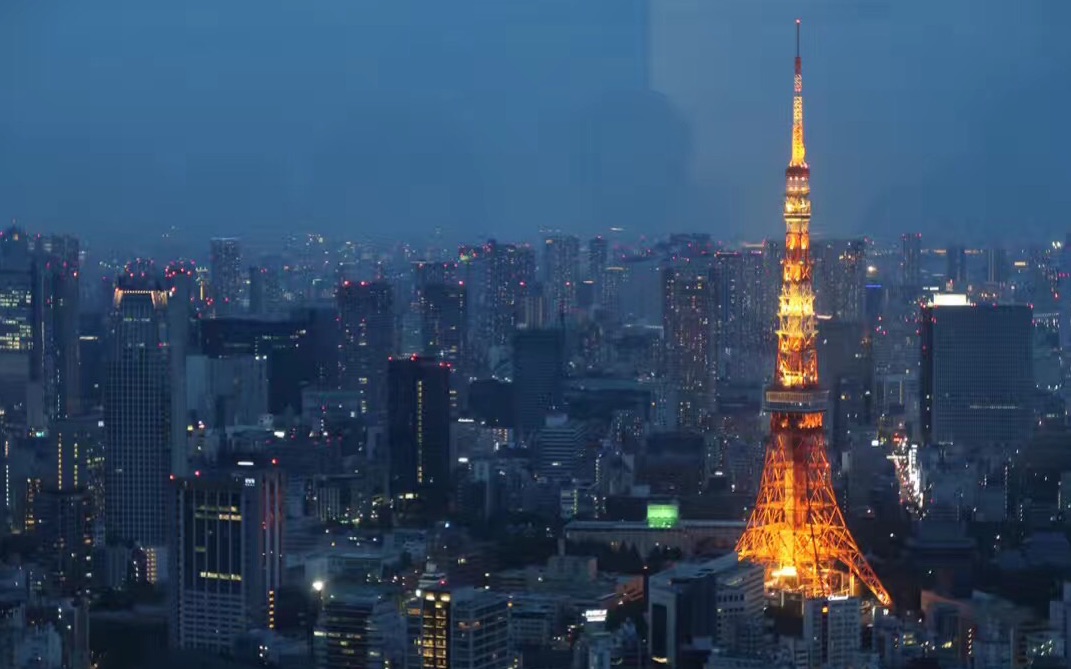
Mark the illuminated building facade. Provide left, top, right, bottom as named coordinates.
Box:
left=104, top=281, right=173, bottom=573
left=662, top=266, right=714, bottom=428
left=314, top=587, right=399, bottom=669
left=406, top=587, right=511, bottom=669
left=813, top=239, right=866, bottom=323
left=337, top=280, right=395, bottom=421
left=736, top=22, right=891, bottom=607
left=209, top=237, right=243, bottom=315
left=543, top=234, right=580, bottom=318
left=169, top=464, right=284, bottom=653
left=420, top=281, right=468, bottom=370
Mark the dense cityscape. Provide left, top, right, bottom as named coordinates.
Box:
left=1, top=9, right=1068, bottom=669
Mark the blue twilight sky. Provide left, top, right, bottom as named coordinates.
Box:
left=0, top=0, right=1067, bottom=252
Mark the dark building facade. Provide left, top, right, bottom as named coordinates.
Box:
left=387, top=356, right=451, bottom=509
left=338, top=281, right=395, bottom=423
left=512, top=329, right=565, bottom=441
left=920, top=299, right=1033, bottom=445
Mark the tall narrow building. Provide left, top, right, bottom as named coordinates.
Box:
left=337, top=281, right=395, bottom=422
left=210, top=238, right=243, bottom=315
left=735, top=21, right=890, bottom=606
left=813, top=239, right=866, bottom=323
left=512, top=329, right=565, bottom=441
left=387, top=356, right=451, bottom=510
left=543, top=234, right=580, bottom=318
left=169, top=462, right=284, bottom=652
left=662, top=266, right=714, bottom=428
left=420, top=281, right=468, bottom=370
left=901, top=233, right=922, bottom=289
left=104, top=279, right=174, bottom=579
left=405, top=587, right=511, bottom=669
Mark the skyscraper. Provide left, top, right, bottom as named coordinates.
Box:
left=38, top=234, right=81, bottom=420
left=337, top=281, right=395, bottom=422
left=210, top=238, right=243, bottom=315
left=37, top=489, right=92, bottom=595
left=169, top=463, right=284, bottom=652
left=986, top=246, right=1009, bottom=285
left=662, top=266, right=714, bottom=428
left=901, top=233, right=922, bottom=289
left=587, top=236, right=609, bottom=281
left=248, top=265, right=284, bottom=317
left=919, top=296, right=1032, bottom=446
left=0, top=227, right=36, bottom=412
left=946, top=245, right=968, bottom=288
left=420, top=282, right=468, bottom=370
left=387, top=356, right=451, bottom=509
left=543, top=234, right=580, bottom=318
left=463, top=241, right=534, bottom=358
left=104, top=279, right=174, bottom=575
left=813, top=239, right=866, bottom=323
left=512, top=329, right=565, bottom=441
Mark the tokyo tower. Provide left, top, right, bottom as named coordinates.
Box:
left=735, top=20, right=892, bottom=607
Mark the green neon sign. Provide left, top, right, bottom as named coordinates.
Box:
left=646, top=503, right=679, bottom=529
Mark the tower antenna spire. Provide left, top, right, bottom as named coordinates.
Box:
left=796, top=18, right=800, bottom=59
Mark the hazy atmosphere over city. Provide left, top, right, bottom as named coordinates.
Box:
left=0, top=0, right=1067, bottom=249
left=3, top=3, right=1071, bottom=669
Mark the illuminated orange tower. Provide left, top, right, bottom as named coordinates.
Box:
left=735, top=20, right=891, bottom=607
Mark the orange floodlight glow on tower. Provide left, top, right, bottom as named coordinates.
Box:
left=735, top=20, right=892, bottom=608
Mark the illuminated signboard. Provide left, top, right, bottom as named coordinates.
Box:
left=584, top=609, right=607, bottom=624
left=646, top=503, right=679, bottom=529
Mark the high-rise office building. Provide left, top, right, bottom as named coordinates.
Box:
left=802, top=596, right=863, bottom=669
left=210, top=238, right=243, bottom=315
left=169, top=463, right=284, bottom=653
left=946, top=245, right=968, bottom=288
left=587, top=236, right=609, bottom=281
left=512, top=329, right=564, bottom=440
left=813, top=239, right=866, bottom=323
left=463, top=241, right=535, bottom=356
left=662, top=266, right=713, bottom=428
left=387, top=356, right=451, bottom=509
left=986, top=247, right=1009, bottom=286
left=37, top=489, right=92, bottom=595
left=406, top=587, right=511, bottom=669
left=337, top=281, right=395, bottom=422
left=901, top=233, right=922, bottom=289
left=920, top=296, right=1033, bottom=446
left=315, top=587, right=401, bottom=669
left=248, top=265, right=284, bottom=317
left=420, top=282, right=467, bottom=370
left=543, top=235, right=580, bottom=318
left=534, top=415, right=586, bottom=484
left=709, top=246, right=780, bottom=388
left=0, top=230, right=36, bottom=411
left=647, top=554, right=765, bottom=667
left=104, top=280, right=175, bottom=576
left=39, top=234, right=81, bottom=420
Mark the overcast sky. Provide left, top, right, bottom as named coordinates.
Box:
left=0, top=0, right=1067, bottom=252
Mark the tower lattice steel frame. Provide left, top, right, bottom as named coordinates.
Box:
left=735, top=20, right=892, bottom=607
